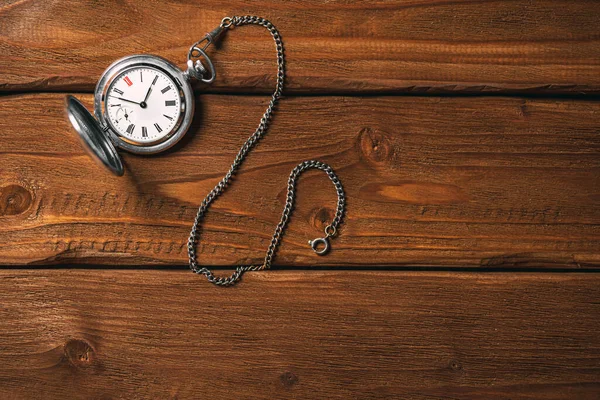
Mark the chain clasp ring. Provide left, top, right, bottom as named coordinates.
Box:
left=308, top=225, right=337, bottom=255
left=220, top=17, right=234, bottom=28
left=324, top=224, right=336, bottom=238
left=309, top=237, right=330, bottom=255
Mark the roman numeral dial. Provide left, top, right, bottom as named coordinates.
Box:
left=105, top=66, right=182, bottom=144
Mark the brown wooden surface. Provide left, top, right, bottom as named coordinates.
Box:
left=1, top=93, right=598, bottom=267
left=1, top=0, right=600, bottom=94
left=0, top=270, right=598, bottom=400
left=2, top=1, right=600, bottom=398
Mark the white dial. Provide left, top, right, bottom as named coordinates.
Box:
left=105, top=67, right=182, bottom=144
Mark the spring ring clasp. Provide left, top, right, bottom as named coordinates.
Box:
left=309, top=225, right=337, bottom=255
left=309, top=237, right=330, bottom=256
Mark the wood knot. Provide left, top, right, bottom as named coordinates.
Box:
left=64, top=339, right=95, bottom=367
left=310, top=207, right=334, bottom=230
left=449, top=359, right=462, bottom=371
left=0, top=185, right=33, bottom=216
left=358, top=127, right=392, bottom=164
left=280, top=371, right=298, bottom=387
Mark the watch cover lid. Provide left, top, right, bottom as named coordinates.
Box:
left=65, top=95, right=124, bottom=176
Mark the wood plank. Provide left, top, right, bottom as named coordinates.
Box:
left=1, top=0, right=599, bottom=94
left=1, top=93, right=599, bottom=267
left=0, top=270, right=598, bottom=399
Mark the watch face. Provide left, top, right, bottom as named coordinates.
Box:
left=105, top=66, right=182, bottom=144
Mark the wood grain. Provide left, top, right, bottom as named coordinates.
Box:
left=0, top=93, right=598, bottom=267
left=1, top=0, right=599, bottom=94
left=0, top=270, right=598, bottom=399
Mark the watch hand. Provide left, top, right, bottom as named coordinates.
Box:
left=143, top=75, right=158, bottom=104
left=114, top=96, right=140, bottom=105
left=143, top=87, right=153, bottom=103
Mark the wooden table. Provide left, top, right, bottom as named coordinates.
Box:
left=1, top=1, right=599, bottom=398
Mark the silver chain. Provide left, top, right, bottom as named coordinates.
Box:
left=187, top=16, right=346, bottom=286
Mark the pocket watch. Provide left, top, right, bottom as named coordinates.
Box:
left=65, top=16, right=347, bottom=286
left=66, top=28, right=218, bottom=176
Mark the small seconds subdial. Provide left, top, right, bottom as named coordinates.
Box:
left=105, top=67, right=181, bottom=144
left=115, top=106, right=135, bottom=124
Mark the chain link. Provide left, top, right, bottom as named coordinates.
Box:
left=187, top=16, right=345, bottom=286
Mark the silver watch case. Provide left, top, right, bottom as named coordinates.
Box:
left=65, top=55, right=195, bottom=176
